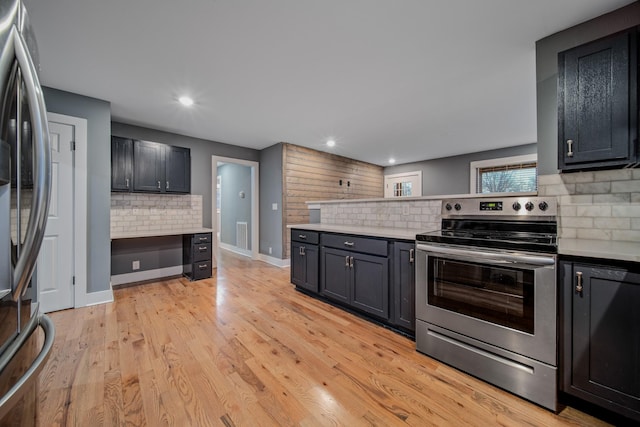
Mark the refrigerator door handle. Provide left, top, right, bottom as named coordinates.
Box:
left=0, top=310, right=55, bottom=420
left=10, top=26, right=51, bottom=301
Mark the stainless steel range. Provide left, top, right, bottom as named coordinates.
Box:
left=415, top=196, right=558, bottom=411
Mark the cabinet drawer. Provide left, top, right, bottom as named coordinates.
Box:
left=191, top=242, right=211, bottom=262
left=291, top=229, right=319, bottom=244
left=191, top=261, right=212, bottom=280
left=192, top=233, right=212, bottom=244
left=321, top=233, right=388, bottom=257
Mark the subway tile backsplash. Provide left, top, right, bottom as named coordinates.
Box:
left=320, top=199, right=441, bottom=231
left=539, top=170, right=640, bottom=242
left=110, top=193, right=202, bottom=235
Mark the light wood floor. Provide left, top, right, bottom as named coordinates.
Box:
left=37, top=250, right=611, bottom=426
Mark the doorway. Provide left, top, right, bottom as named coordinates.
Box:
left=211, top=156, right=259, bottom=262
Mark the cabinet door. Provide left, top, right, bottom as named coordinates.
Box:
left=133, top=140, right=163, bottom=192
left=165, top=145, right=190, bottom=193
left=320, top=247, right=350, bottom=304
left=558, top=28, right=637, bottom=170
left=111, top=136, right=133, bottom=191
left=392, top=242, right=415, bottom=331
left=351, top=252, right=389, bottom=320
left=291, top=242, right=307, bottom=288
left=562, top=262, right=640, bottom=420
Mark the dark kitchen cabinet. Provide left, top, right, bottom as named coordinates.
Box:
left=290, top=229, right=319, bottom=293
left=320, top=234, right=389, bottom=320
left=558, top=27, right=638, bottom=171
left=560, top=258, right=640, bottom=422
left=115, top=139, right=190, bottom=194
left=111, top=136, right=133, bottom=192
left=391, top=241, right=415, bottom=332
left=183, top=232, right=212, bottom=281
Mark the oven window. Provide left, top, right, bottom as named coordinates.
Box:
left=428, top=257, right=534, bottom=334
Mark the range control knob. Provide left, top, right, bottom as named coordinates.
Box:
left=445, top=203, right=452, bottom=211
left=525, top=201, right=535, bottom=211
left=538, top=201, right=548, bottom=211
left=454, top=203, right=462, bottom=211
left=512, top=202, right=521, bottom=211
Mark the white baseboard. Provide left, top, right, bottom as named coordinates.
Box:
left=258, top=254, right=290, bottom=268
left=81, top=288, right=114, bottom=307
left=219, top=242, right=252, bottom=258
left=110, top=266, right=183, bottom=286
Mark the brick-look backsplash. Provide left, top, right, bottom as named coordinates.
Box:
left=320, top=199, right=442, bottom=231
left=110, top=193, right=203, bottom=235
left=538, top=170, right=640, bottom=241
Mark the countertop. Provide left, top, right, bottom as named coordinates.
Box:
left=288, top=224, right=430, bottom=241
left=111, top=228, right=214, bottom=240
left=558, top=238, right=640, bottom=263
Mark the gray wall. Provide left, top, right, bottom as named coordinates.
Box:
left=259, top=143, right=284, bottom=258
left=43, top=87, right=111, bottom=294
left=111, top=122, right=260, bottom=228
left=384, top=143, right=537, bottom=196
left=536, top=2, right=640, bottom=175
left=219, top=163, right=252, bottom=249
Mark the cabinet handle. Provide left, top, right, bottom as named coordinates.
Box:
left=157, top=181, right=161, bottom=189
left=344, top=241, right=354, bottom=247
left=349, top=256, right=354, bottom=268
left=199, top=237, right=208, bottom=241
left=166, top=180, right=170, bottom=190
left=345, top=256, right=349, bottom=267
left=198, top=264, right=208, bottom=269
left=566, top=139, right=574, bottom=158
left=125, top=178, right=129, bottom=188
left=198, top=246, right=207, bottom=251
left=298, top=234, right=307, bottom=239
left=409, top=248, right=415, bottom=264
left=575, top=271, right=583, bottom=293
left=299, top=246, right=305, bottom=256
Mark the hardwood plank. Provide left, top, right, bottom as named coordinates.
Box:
left=38, top=250, right=614, bottom=426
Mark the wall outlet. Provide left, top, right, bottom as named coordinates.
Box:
left=132, top=260, right=140, bottom=270
left=268, top=247, right=272, bottom=254
left=272, top=203, right=278, bottom=211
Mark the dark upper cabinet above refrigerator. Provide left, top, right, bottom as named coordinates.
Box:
left=111, top=137, right=190, bottom=194
left=557, top=27, right=638, bottom=171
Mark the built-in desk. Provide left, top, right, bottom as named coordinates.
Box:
left=111, top=228, right=214, bottom=285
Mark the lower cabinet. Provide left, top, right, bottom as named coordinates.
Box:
left=291, top=241, right=319, bottom=293
left=560, top=258, right=640, bottom=422
left=392, top=241, right=415, bottom=331
left=183, top=232, right=212, bottom=281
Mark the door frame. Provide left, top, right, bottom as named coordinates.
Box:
left=211, top=156, right=259, bottom=261
left=43, top=112, right=87, bottom=308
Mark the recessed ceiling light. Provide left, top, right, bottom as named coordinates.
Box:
left=326, top=139, right=336, bottom=147
left=389, top=158, right=396, bottom=164
left=178, top=96, right=194, bottom=107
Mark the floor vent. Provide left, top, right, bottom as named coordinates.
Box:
left=236, top=221, right=248, bottom=249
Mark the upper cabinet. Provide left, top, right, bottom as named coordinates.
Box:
left=558, top=27, right=638, bottom=171
left=111, top=136, right=190, bottom=194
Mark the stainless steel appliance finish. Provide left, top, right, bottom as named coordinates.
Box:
left=415, top=196, right=558, bottom=411
left=0, top=0, right=55, bottom=423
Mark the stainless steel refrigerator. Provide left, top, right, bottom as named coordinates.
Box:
left=0, top=0, right=55, bottom=423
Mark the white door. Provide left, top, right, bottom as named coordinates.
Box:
left=37, top=121, right=74, bottom=312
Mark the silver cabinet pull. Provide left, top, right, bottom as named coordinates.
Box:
left=298, top=234, right=307, bottom=239
left=575, top=271, right=583, bottom=293
left=166, top=181, right=170, bottom=190
left=125, top=178, right=129, bottom=188
left=198, top=246, right=207, bottom=251
left=299, top=246, right=305, bottom=256
left=345, top=256, right=349, bottom=267
left=157, top=181, right=161, bottom=189
left=567, top=139, right=574, bottom=158
left=199, top=237, right=208, bottom=241
left=198, top=264, right=208, bottom=269
left=344, top=241, right=354, bottom=247
left=349, top=256, right=354, bottom=268
left=301, top=246, right=305, bottom=256
left=409, top=248, right=415, bottom=264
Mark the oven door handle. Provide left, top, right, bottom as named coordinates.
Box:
left=416, top=243, right=556, bottom=266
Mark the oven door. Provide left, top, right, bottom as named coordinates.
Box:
left=415, top=243, right=557, bottom=366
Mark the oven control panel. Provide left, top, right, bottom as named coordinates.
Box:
left=442, top=196, right=557, bottom=217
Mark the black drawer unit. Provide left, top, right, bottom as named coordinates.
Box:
left=321, top=233, right=388, bottom=257
left=292, top=230, right=319, bottom=245
left=183, top=232, right=213, bottom=281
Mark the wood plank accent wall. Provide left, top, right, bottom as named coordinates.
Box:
left=282, top=143, right=383, bottom=258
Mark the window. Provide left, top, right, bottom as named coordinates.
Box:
left=384, top=171, right=422, bottom=198
left=470, top=154, right=537, bottom=194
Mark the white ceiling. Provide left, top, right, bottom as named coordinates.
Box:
left=24, top=0, right=634, bottom=166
